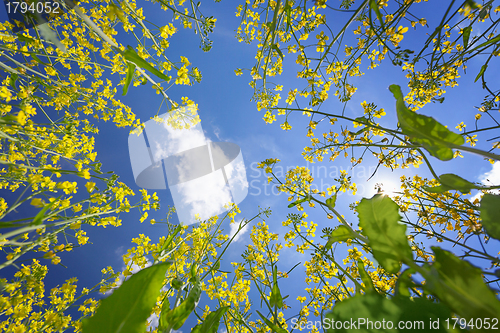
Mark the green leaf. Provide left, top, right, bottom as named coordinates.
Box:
left=256, top=311, right=288, bottom=333
left=160, top=225, right=182, bottom=253
left=369, top=0, right=384, bottom=28
left=357, top=194, right=412, bottom=274
left=190, top=263, right=198, bottom=280
left=395, top=268, right=416, bottom=298
left=325, top=293, right=456, bottom=332
left=462, top=26, right=472, bottom=48
left=479, top=5, right=490, bottom=20
left=423, top=173, right=480, bottom=194
left=467, top=34, right=500, bottom=54
left=191, top=306, right=229, bottom=333
left=163, top=283, right=202, bottom=330
left=474, top=64, right=487, bottom=83
left=288, top=197, right=307, bottom=208
left=158, top=296, right=170, bottom=331
left=389, top=84, right=464, bottom=161
left=123, top=46, right=170, bottom=82
left=357, top=260, right=376, bottom=294
left=171, top=277, right=183, bottom=290
left=480, top=193, right=500, bottom=240
left=270, top=266, right=283, bottom=309
left=424, top=247, right=500, bottom=321
left=32, top=197, right=60, bottom=226
left=464, top=0, right=480, bottom=10
left=9, top=74, right=18, bottom=90
left=122, top=62, right=136, bottom=96
left=325, top=194, right=337, bottom=209
left=271, top=44, right=284, bottom=60
left=0, top=114, right=19, bottom=124
left=82, top=261, right=171, bottom=333
left=284, top=1, right=292, bottom=33
left=16, top=34, right=36, bottom=45
left=29, top=53, right=48, bottom=66
left=325, top=225, right=352, bottom=250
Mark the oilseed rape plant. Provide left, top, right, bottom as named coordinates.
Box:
left=1, top=0, right=500, bottom=333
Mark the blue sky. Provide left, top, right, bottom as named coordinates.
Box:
left=90, top=0, right=500, bottom=328
left=2, top=0, right=500, bottom=331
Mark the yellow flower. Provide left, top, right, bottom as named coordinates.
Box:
left=0, top=86, right=12, bottom=102
left=31, top=198, right=45, bottom=208
left=79, top=169, right=91, bottom=179
left=17, top=110, right=27, bottom=125
left=85, top=182, right=96, bottom=193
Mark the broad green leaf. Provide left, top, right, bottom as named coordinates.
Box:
left=122, top=62, right=136, bottom=96
left=171, top=277, right=183, bottom=290
left=9, top=74, right=18, bottom=90
left=270, top=266, right=283, bottom=309
left=462, top=26, right=472, bottom=48
left=272, top=44, right=284, bottom=60
left=389, top=84, right=464, bottom=161
left=369, top=0, right=384, bottom=28
left=0, top=114, right=19, bottom=124
left=82, top=261, right=171, bottom=333
left=325, top=225, right=352, bottom=250
left=326, top=293, right=456, bottom=332
left=479, top=4, right=491, bottom=20
left=480, top=193, right=500, bottom=240
left=163, top=283, right=202, bottom=330
left=256, top=311, right=288, bottom=333
left=423, top=173, right=480, bottom=194
left=425, top=247, right=500, bottom=321
left=395, top=268, right=416, bottom=298
left=190, top=263, right=198, bottom=280
left=474, top=64, right=487, bottom=83
left=158, top=296, right=170, bottom=331
left=326, top=194, right=337, bottom=209
left=123, top=46, right=171, bottom=82
left=357, top=260, right=376, bottom=294
left=191, top=306, right=229, bottom=333
left=357, top=194, right=412, bottom=274
left=16, top=34, right=37, bottom=45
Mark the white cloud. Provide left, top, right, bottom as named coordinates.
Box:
left=212, top=125, right=222, bottom=140
left=470, top=161, right=500, bottom=203
left=114, top=246, right=124, bottom=256
left=151, top=121, right=207, bottom=161
left=229, top=219, right=250, bottom=242
left=479, top=161, right=500, bottom=185
left=172, top=170, right=233, bottom=225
